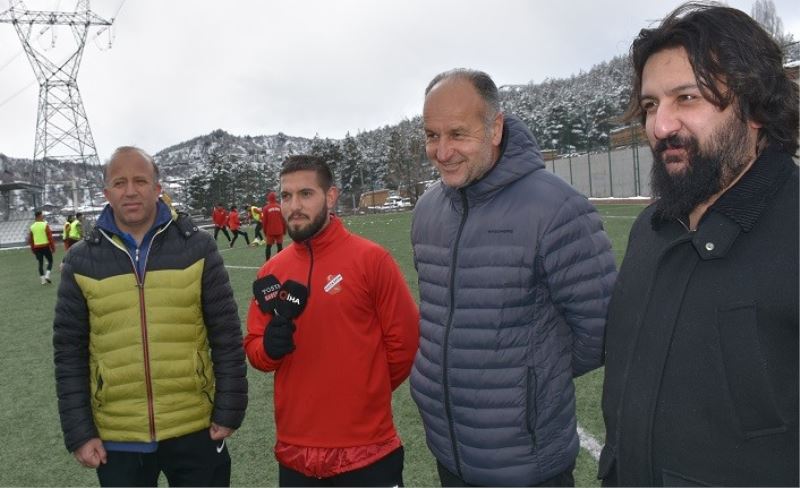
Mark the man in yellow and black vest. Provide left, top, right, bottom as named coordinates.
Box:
left=53, top=146, right=248, bottom=486
left=29, top=210, right=56, bottom=285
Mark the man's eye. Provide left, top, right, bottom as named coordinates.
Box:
left=641, top=100, right=657, bottom=113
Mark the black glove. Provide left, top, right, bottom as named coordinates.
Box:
left=264, top=315, right=296, bottom=360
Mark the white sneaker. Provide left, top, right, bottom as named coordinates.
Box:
left=41, top=276, right=47, bottom=285
left=44, top=270, right=52, bottom=283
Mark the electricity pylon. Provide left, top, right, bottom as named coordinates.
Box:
left=0, top=0, right=113, bottom=191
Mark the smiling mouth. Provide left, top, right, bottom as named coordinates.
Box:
left=439, top=161, right=462, bottom=171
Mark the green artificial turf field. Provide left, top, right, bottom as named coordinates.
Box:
left=0, top=203, right=644, bottom=486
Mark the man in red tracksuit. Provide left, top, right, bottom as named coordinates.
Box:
left=261, top=191, right=285, bottom=261
left=244, top=155, right=419, bottom=487
left=227, top=205, right=250, bottom=248
left=211, top=203, right=231, bottom=243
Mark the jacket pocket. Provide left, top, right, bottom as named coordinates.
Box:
left=716, top=302, right=785, bottom=438
left=661, top=468, right=711, bottom=486
left=525, top=367, right=537, bottom=444
left=194, top=351, right=214, bottom=405
left=91, top=362, right=106, bottom=407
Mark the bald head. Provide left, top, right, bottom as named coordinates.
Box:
left=103, top=146, right=159, bottom=187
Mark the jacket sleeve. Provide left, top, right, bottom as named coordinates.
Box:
left=539, top=194, right=616, bottom=377
left=243, top=266, right=283, bottom=372
left=53, top=253, right=99, bottom=452
left=371, top=252, right=420, bottom=390
left=200, top=237, right=248, bottom=429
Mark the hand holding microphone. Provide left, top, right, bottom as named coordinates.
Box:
left=252, top=276, right=308, bottom=360
left=265, top=315, right=296, bottom=359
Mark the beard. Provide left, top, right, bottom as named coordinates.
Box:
left=650, top=113, right=753, bottom=222
left=287, top=203, right=328, bottom=243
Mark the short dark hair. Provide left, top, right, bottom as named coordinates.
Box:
left=104, top=146, right=161, bottom=185
left=626, top=1, right=799, bottom=155
left=280, top=155, right=334, bottom=191
left=34, top=210, right=43, bottom=218
left=425, top=68, right=501, bottom=123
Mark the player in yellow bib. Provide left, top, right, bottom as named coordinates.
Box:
left=29, top=210, right=56, bottom=285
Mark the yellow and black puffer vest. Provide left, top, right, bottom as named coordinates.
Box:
left=72, top=220, right=214, bottom=442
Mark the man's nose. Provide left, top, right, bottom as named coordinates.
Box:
left=434, top=138, right=455, bottom=162
left=650, top=103, right=681, bottom=140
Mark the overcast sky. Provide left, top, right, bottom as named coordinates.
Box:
left=1, top=0, right=798, bottom=161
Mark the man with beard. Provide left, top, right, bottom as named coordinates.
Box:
left=243, top=155, right=419, bottom=486
left=600, top=4, right=798, bottom=486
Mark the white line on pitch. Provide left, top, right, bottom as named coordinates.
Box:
left=577, top=424, right=603, bottom=461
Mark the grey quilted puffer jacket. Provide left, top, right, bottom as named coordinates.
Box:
left=410, top=115, right=616, bottom=486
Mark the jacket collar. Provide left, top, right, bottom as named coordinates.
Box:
left=293, top=213, right=348, bottom=256
left=708, top=144, right=794, bottom=232
left=441, top=114, right=544, bottom=206
left=94, top=199, right=173, bottom=247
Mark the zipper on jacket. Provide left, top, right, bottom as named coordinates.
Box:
left=100, top=221, right=172, bottom=441
left=137, top=281, right=156, bottom=440
left=304, top=241, right=314, bottom=298
left=138, top=223, right=171, bottom=440
left=443, top=189, right=469, bottom=479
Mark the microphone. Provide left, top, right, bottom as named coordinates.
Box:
left=252, top=274, right=281, bottom=313
left=274, top=280, right=308, bottom=319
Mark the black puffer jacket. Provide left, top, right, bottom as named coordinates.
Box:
left=54, top=206, right=247, bottom=451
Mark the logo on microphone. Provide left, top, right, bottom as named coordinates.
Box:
left=324, top=274, right=343, bottom=295
left=261, top=283, right=280, bottom=302
left=279, top=290, right=301, bottom=305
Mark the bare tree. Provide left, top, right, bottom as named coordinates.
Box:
left=751, top=0, right=798, bottom=60
left=751, top=0, right=783, bottom=39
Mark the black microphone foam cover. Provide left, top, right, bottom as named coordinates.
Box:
left=275, top=280, right=308, bottom=319
left=253, top=274, right=281, bottom=313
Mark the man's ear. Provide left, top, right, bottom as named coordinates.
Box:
left=326, top=186, right=339, bottom=210
left=491, top=112, right=504, bottom=146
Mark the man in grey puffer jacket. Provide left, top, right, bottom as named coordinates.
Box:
left=411, top=68, right=616, bottom=487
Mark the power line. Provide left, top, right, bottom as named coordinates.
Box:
left=0, top=79, right=35, bottom=110
left=0, top=49, right=24, bottom=73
